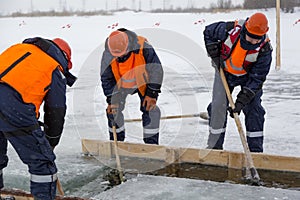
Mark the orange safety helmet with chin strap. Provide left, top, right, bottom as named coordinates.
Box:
left=52, top=38, right=72, bottom=70
left=245, top=12, right=269, bottom=37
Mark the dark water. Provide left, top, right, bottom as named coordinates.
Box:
left=101, top=156, right=300, bottom=191
left=147, top=162, right=300, bottom=191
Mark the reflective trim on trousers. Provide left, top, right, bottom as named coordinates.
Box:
left=143, top=128, right=159, bottom=134
left=209, top=126, right=226, bottom=135
left=109, top=125, right=125, bottom=133
left=30, top=173, right=57, bottom=183
left=45, top=134, right=61, bottom=139
left=246, top=131, right=263, bottom=138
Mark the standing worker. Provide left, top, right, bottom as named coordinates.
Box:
left=203, top=13, right=272, bottom=152
left=101, top=28, right=163, bottom=144
left=0, top=37, right=76, bottom=199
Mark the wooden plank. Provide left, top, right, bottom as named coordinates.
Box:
left=1, top=188, right=88, bottom=200
left=81, top=139, right=300, bottom=173
left=252, top=154, right=300, bottom=172
left=228, top=152, right=245, bottom=169
left=82, top=139, right=102, bottom=156
left=165, top=147, right=180, bottom=164
left=180, top=148, right=229, bottom=167
left=1, top=193, right=33, bottom=200
left=116, top=141, right=166, bottom=160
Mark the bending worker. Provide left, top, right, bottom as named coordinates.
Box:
left=0, top=37, right=76, bottom=199
left=101, top=28, right=163, bottom=144
left=203, top=13, right=272, bottom=152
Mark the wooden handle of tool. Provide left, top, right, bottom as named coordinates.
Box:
left=219, top=68, right=260, bottom=181
left=125, top=113, right=201, bottom=122
left=57, top=178, right=64, bottom=196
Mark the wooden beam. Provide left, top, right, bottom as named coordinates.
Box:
left=276, top=0, right=281, bottom=70
left=1, top=188, right=87, bottom=200
left=81, top=139, right=300, bottom=173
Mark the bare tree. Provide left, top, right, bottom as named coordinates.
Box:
left=217, top=0, right=233, bottom=9
left=243, top=0, right=296, bottom=12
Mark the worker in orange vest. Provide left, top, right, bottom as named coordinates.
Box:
left=101, top=28, right=163, bottom=144
left=203, top=13, right=272, bottom=152
left=0, top=37, right=76, bottom=199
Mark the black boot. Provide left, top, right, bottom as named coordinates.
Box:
left=207, top=132, right=225, bottom=150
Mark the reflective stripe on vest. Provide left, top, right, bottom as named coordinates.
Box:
left=0, top=44, right=60, bottom=117
left=31, top=173, right=58, bottom=183
left=222, top=20, right=269, bottom=76
left=111, top=36, right=148, bottom=96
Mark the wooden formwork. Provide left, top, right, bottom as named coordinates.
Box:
left=82, top=139, right=300, bottom=173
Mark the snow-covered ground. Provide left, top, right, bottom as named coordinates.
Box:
left=0, top=8, right=300, bottom=199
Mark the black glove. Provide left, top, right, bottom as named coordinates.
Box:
left=228, top=87, right=256, bottom=118
left=228, top=102, right=244, bottom=118
left=206, top=42, right=224, bottom=69
left=65, top=71, right=77, bottom=87
left=211, top=56, right=224, bottom=70
left=44, top=106, right=66, bottom=147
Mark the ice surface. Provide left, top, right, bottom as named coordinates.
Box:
left=96, top=174, right=300, bottom=200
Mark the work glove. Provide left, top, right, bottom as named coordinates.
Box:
left=65, top=71, right=77, bottom=87
left=142, top=96, right=157, bottom=111
left=228, top=102, right=244, bottom=118
left=106, top=104, right=119, bottom=115
left=228, top=87, right=256, bottom=118
left=205, top=42, right=224, bottom=69
left=106, top=104, right=119, bottom=124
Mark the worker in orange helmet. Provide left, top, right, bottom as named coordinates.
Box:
left=202, top=13, right=272, bottom=152
left=101, top=28, right=163, bottom=144
left=0, top=37, right=77, bottom=199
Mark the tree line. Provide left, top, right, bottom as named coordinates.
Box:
left=243, top=0, right=300, bottom=13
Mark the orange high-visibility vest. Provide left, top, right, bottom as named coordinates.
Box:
left=224, top=39, right=248, bottom=75
left=221, top=20, right=270, bottom=76
left=0, top=43, right=60, bottom=117
left=111, top=36, right=148, bottom=96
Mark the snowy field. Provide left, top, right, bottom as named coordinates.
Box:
left=1, top=8, right=300, bottom=198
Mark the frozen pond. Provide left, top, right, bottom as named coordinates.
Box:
left=1, top=8, right=300, bottom=199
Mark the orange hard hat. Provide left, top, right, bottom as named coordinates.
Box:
left=107, top=30, right=129, bottom=57
left=245, top=13, right=269, bottom=36
left=53, top=38, right=72, bottom=69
